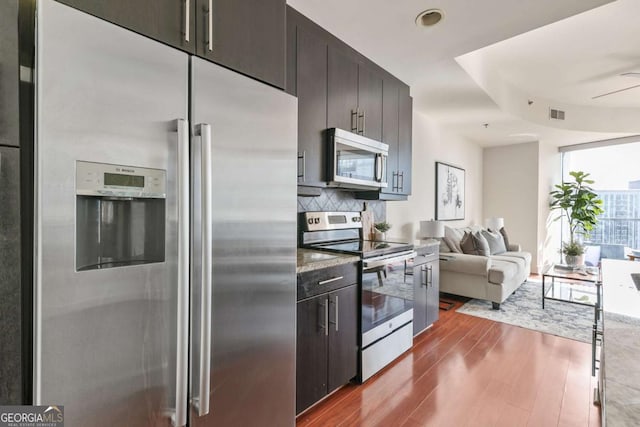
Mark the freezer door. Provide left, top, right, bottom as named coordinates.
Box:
left=0, top=147, right=21, bottom=404
left=35, top=2, right=189, bottom=426
left=190, top=57, right=297, bottom=426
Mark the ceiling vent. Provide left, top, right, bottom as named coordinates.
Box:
left=549, top=108, right=565, bottom=120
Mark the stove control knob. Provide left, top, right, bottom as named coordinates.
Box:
left=307, top=218, right=314, bottom=225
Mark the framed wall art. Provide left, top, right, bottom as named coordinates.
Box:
left=435, top=162, right=465, bottom=220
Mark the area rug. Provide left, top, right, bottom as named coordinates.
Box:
left=456, top=280, right=594, bottom=343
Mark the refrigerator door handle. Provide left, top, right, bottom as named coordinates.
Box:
left=194, top=123, right=213, bottom=417
left=171, top=118, right=190, bottom=427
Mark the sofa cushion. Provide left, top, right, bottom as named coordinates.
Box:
left=439, top=253, right=490, bottom=275
left=460, top=231, right=490, bottom=256
left=444, top=226, right=464, bottom=253
left=487, top=259, right=519, bottom=285
left=499, top=251, right=532, bottom=265
left=491, top=254, right=525, bottom=271
left=481, top=230, right=507, bottom=255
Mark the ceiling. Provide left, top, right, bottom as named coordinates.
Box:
left=287, top=0, right=640, bottom=147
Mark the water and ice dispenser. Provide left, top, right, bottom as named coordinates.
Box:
left=75, top=161, right=167, bottom=271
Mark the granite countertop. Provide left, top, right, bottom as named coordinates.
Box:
left=601, top=260, right=640, bottom=426
left=296, top=249, right=360, bottom=274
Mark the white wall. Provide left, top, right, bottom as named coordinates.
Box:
left=483, top=141, right=562, bottom=273
left=538, top=141, right=562, bottom=271
left=483, top=142, right=540, bottom=271
left=386, top=110, right=483, bottom=242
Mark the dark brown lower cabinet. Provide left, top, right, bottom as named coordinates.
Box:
left=296, top=283, right=358, bottom=414
left=413, top=248, right=439, bottom=336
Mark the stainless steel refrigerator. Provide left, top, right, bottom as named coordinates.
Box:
left=34, top=2, right=297, bottom=426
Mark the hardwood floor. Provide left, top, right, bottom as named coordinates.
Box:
left=296, top=295, right=601, bottom=427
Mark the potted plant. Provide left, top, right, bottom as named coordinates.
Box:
left=374, top=221, right=391, bottom=241
left=549, top=171, right=604, bottom=266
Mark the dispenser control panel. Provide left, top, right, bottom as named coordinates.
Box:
left=76, top=160, right=166, bottom=198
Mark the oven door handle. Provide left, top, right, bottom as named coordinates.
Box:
left=364, top=250, right=417, bottom=269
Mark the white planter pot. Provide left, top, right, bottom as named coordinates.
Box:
left=564, top=254, right=585, bottom=267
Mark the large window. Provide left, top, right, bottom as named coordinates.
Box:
left=562, top=142, right=640, bottom=254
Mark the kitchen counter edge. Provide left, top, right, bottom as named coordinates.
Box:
left=297, top=249, right=360, bottom=273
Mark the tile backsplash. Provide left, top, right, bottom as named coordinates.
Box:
left=297, top=188, right=386, bottom=222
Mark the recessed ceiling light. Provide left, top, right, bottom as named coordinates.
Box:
left=415, top=9, right=444, bottom=27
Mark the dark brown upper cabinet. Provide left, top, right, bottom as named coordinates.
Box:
left=397, top=85, right=413, bottom=195
left=55, top=0, right=196, bottom=54
left=327, top=46, right=359, bottom=133
left=55, top=0, right=285, bottom=89
left=357, top=65, right=383, bottom=142
left=327, top=46, right=383, bottom=142
left=287, top=8, right=328, bottom=194
left=381, top=79, right=412, bottom=197
left=287, top=6, right=412, bottom=197
left=381, top=77, right=400, bottom=195
left=195, top=0, right=285, bottom=89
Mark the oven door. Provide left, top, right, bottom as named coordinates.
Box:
left=330, top=129, right=388, bottom=189
left=361, top=251, right=416, bottom=338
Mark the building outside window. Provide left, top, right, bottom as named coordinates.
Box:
left=562, top=141, right=640, bottom=257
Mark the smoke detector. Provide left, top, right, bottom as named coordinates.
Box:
left=415, top=9, right=444, bottom=27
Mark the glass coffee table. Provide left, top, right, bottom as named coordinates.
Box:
left=542, top=264, right=601, bottom=309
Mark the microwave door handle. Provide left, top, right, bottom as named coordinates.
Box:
left=375, top=154, right=383, bottom=182
left=194, top=123, right=213, bottom=417
left=171, top=118, right=189, bottom=427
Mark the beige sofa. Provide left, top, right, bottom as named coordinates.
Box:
left=439, top=226, right=532, bottom=309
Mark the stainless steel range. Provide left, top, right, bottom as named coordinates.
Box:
left=301, top=211, right=416, bottom=381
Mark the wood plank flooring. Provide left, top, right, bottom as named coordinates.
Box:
left=296, top=293, right=601, bottom=427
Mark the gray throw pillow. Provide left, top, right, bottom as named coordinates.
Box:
left=443, top=236, right=461, bottom=253
left=499, top=227, right=511, bottom=251
left=473, top=231, right=491, bottom=256
left=460, top=231, right=490, bottom=256
left=444, top=226, right=464, bottom=253
left=481, top=230, right=507, bottom=255
left=460, top=232, right=475, bottom=254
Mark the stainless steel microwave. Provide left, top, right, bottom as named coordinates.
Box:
left=327, top=128, right=388, bottom=190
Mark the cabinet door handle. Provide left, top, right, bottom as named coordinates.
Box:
left=592, top=325, right=598, bottom=376
left=318, top=276, right=343, bottom=286
left=358, top=110, right=365, bottom=135
left=297, top=151, right=306, bottom=183
left=421, top=265, right=427, bottom=287
left=206, top=0, right=213, bottom=51
left=427, top=265, right=433, bottom=287
left=184, top=0, right=190, bottom=42
left=329, top=295, right=339, bottom=332
left=399, top=171, right=404, bottom=192
left=324, top=298, right=329, bottom=336
left=351, top=109, right=358, bottom=133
